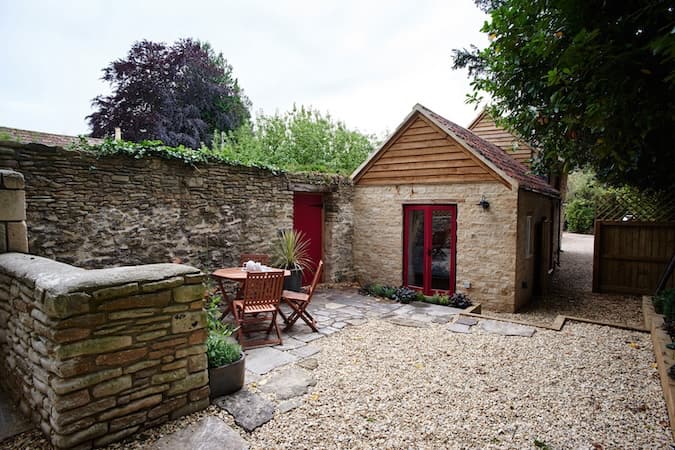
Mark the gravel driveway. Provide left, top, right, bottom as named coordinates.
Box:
left=492, top=233, right=644, bottom=328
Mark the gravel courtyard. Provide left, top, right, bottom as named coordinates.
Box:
left=243, top=320, right=669, bottom=449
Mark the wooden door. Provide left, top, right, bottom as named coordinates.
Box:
left=293, top=193, right=323, bottom=285
left=403, top=205, right=457, bottom=295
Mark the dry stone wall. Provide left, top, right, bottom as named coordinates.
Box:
left=0, top=253, right=208, bottom=449
left=0, top=169, right=28, bottom=253
left=0, top=143, right=353, bottom=282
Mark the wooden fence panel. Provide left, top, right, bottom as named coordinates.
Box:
left=593, top=221, right=675, bottom=294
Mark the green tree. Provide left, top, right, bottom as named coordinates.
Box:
left=212, top=105, right=376, bottom=175
left=452, top=0, right=675, bottom=191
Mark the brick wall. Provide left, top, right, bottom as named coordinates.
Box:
left=0, top=253, right=207, bottom=449
left=0, top=144, right=353, bottom=282
left=352, top=182, right=519, bottom=312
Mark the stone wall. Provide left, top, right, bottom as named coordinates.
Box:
left=352, top=182, right=519, bottom=312
left=514, top=190, right=558, bottom=309
left=0, top=143, right=353, bottom=282
left=0, top=169, right=28, bottom=253
left=0, top=253, right=208, bottom=449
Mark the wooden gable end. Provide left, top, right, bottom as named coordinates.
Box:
left=469, top=113, right=536, bottom=167
left=356, top=114, right=501, bottom=186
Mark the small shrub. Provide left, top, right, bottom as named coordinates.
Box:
left=655, top=289, right=675, bottom=320
left=565, top=198, right=595, bottom=234
left=392, top=287, right=417, bottom=304
left=206, top=333, right=242, bottom=368
left=415, top=291, right=426, bottom=303
left=438, top=295, right=450, bottom=306
left=449, top=292, right=473, bottom=309
left=381, top=285, right=397, bottom=298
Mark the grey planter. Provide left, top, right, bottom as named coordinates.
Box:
left=208, top=352, right=245, bottom=398
left=283, top=268, right=303, bottom=292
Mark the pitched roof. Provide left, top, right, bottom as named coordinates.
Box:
left=352, top=104, right=558, bottom=197
left=0, top=126, right=102, bottom=148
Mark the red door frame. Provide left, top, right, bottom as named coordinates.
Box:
left=402, top=204, right=457, bottom=295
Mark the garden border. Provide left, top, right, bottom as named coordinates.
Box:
left=643, top=295, right=675, bottom=439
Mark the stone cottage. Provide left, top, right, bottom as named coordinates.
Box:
left=351, top=104, right=560, bottom=312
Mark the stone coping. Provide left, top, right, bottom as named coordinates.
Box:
left=0, top=253, right=200, bottom=295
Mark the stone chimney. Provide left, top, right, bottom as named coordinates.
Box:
left=0, top=169, right=28, bottom=253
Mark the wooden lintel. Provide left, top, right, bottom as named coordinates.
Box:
left=288, top=183, right=335, bottom=193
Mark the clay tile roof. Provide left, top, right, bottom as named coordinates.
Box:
left=415, top=104, right=559, bottom=197
left=0, top=126, right=103, bottom=148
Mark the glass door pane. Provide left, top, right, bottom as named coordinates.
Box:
left=430, top=209, right=453, bottom=290
left=406, top=209, right=425, bottom=287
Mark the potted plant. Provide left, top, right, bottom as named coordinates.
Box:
left=205, top=294, right=245, bottom=397
left=207, top=332, right=245, bottom=397
left=271, top=229, right=312, bottom=292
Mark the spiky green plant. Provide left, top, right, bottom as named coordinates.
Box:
left=271, top=229, right=312, bottom=273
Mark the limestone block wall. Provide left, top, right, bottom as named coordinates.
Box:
left=0, top=253, right=208, bottom=449
left=352, top=182, right=519, bottom=312
left=514, top=189, right=558, bottom=309
left=0, top=143, right=353, bottom=282
left=0, top=169, right=28, bottom=253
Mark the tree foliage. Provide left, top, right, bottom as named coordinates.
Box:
left=88, top=39, right=250, bottom=149
left=212, top=105, right=376, bottom=175
left=453, top=0, right=675, bottom=191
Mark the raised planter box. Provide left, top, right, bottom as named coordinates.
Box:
left=643, top=295, right=675, bottom=439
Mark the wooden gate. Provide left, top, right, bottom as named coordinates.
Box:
left=593, top=221, right=675, bottom=294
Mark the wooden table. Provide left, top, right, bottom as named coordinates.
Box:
left=212, top=267, right=290, bottom=282
left=211, top=267, right=290, bottom=316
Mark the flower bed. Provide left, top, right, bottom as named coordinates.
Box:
left=643, top=295, right=675, bottom=439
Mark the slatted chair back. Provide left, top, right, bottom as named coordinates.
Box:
left=239, top=253, right=270, bottom=266
left=242, top=271, right=284, bottom=309
left=305, top=260, right=324, bottom=298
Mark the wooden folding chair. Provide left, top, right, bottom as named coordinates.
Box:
left=232, top=270, right=285, bottom=349
left=237, top=253, right=271, bottom=298
left=279, top=260, right=323, bottom=332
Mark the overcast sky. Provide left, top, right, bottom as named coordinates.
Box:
left=0, top=1, right=488, bottom=138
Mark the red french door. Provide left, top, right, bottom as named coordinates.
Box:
left=403, top=205, right=457, bottom=295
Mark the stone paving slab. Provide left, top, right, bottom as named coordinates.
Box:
left=293, top=332, right=324, bottom=343
left=216, top=390, right=275, bottom=432
left=259, top=367, right=317, bottom=400
left=151, top=416, right=248, bottom=450
left=386, top=317, right=429, bottom=328
left=274, top=338, right=306, bottom=351
left=456, top=317, right=479, bottom=326
left=297, top=358, right=318, bottom=370
left=245, top=347, right=297, bottom=375
left=479, top=319, right=537, bottom=337
left=447, top=323, right=472, bottom=334
left=290, top=344, right=321, bottom=359
left=278, top=398, right=304, bottom=414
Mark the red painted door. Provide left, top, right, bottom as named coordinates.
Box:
left=293, top=193, right=323, bottom=285
left=403, top=205, right=457, bottom=295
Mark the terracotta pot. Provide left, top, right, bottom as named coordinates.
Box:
left=283, top=268, right=303, bottom=292
left=208, top=352, right=245, bottom=398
